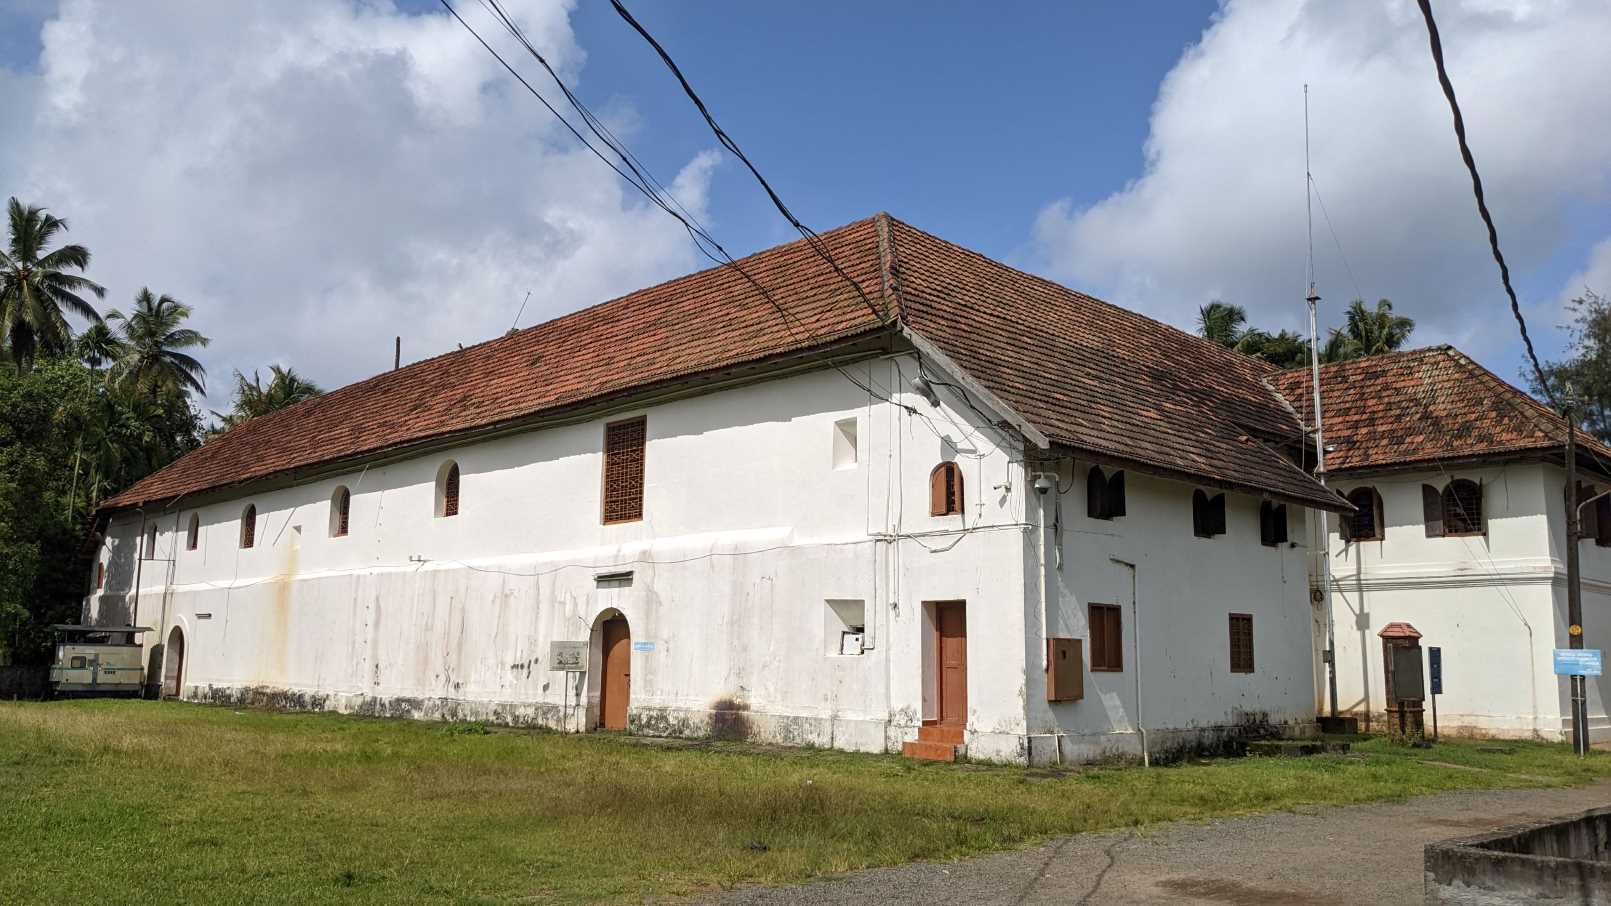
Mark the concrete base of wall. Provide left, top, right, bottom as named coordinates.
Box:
left=1023, top=719, right=1319, bottom=766
left=1343, top=708, right=1611, bottom=744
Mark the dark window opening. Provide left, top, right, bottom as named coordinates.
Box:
left=186, top=513, right=199, bottom=551
left=1342, top=487, right=1383, bottom=542
left=332, top=487, right=351, bottom=537
left=1089, top=602, right=1123, bottom=672
left=603, top=418, right=647, bottom=524
left=930, top=462, right=964, bottom=517
left=1442, top=478, right=1482, bottom=536
left=1192, top=489, right=1226, bottom=538
left=1087, top=466, right=1126, bottom=519
left=1229, top=613, right=1254, bottom=673
left=240, top=505, right=256, bottom=549
left=1259, top=501, right=1288, bottom=547
left=440, top=463, right=461, bottom=518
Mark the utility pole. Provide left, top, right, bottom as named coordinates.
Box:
left=1303, top=83, right=1340, bottom=720
left=394, top=336, right=401, bottom=371
left=1566, top=396, right=1589, bottom=756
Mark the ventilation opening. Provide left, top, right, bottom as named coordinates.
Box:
left=825, top=599, right=866, bottom=656
left=832, top=417, right=858, bottom=469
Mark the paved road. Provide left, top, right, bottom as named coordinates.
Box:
left=704, top=782, right=1611, bottom=905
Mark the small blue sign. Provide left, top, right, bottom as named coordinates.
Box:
left=1428, top=647, right=1443, bottom=695
left=1554, top=649, right=1603, bottom=677
left=632, top=640, right=656, bottom=653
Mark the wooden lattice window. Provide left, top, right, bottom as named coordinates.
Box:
left=331, top=487, right=351, bottom=537
left=1342, top=487, right=1383, bottom=542
left=602, top=418, right=647, bottom=524
left=929, top=462, right=963, bottom=516
left=1089, top=602, right=1123, bottom=672
left=1229, top=613, right=1254, bottom=673
left=438, top=462, right=460, bottom=518
left=1441, top=478, right=1482, bottom=536
left=186, top=513, right=199, bottom=551
left=240, top=505, right=256, bottom=549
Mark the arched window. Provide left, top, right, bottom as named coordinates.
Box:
left=436, top=461, right=460, bottom=518
left=929, top=462, right=963, bottom=516
left=240, top=504, right=257, bottom=549
left=330, top=486, right=351, bottom=538
left=186, top=513, right=200, bottom=551
left=1259, top=501, right=1288, bottom=546
left=1423, top=479, right=1483, bottom=537
left=1087, top=466, right=1127, bottom=520
left=1341, top=487, right=1384, bottom=542
left=1192, top=489, right=1226, bottom=538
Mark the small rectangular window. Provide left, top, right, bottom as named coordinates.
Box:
left=144, top=525, right=158, bottom=559
left=832, top=417, right=858, bottom=469
left=1089, top=603, right=1123, bottom=672
left=1229, top=613, right=1254, bottom=673
left=825, top=599, right=866, bottom=655
left=1260, top=502, right=1288, bottom=547
left=602, top=418, right=647, bottom=524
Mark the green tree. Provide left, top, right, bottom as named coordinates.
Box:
left=1320, top=298, right=1415, bottom=363
left=106, top=288, right=209, bottom=398
left=75, top=321, right=126, bottom=371
left=1534, top=290, right=1611, bottom=444
left=0, top=197, right=106, bottom=371
left=1239, top=329, right=1312, bottom=369
left=210, top=365, right=323, bottom=434
left=1197, top=301, right=1252, bottom=349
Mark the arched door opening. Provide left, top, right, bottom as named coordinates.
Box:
left=598, top=616, right=631, bottom=731
left=163, top=626, right=186, bottom=698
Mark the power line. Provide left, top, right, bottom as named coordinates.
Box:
left=1306, top=174, right=1366, bottom=308
left=608, top=0, right=887, bottom=325
left=1414, top=0, right=1556, bottom=411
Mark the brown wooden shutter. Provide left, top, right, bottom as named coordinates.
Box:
left=1089, top=603, right=1123, bottom=671
left=930, top=463, right=962, bottom=516
left=603, top=418, right=647, bottom=523
left=241, top=505, right=256, bottom=549
left=1422, top=484, right=1444, bottom=537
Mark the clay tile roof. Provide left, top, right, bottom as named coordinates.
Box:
left=1378, top=621, right=1422, bottom=640
left=1268, top=346, right=1611, bottom=475
left=108, top=214, right=1343, bottom=511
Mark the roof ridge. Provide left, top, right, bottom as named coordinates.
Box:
left=874, top=211, right=908, bottom=325
left=1270, top=344, right=1453, bottom=377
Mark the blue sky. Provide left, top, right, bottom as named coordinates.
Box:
left=2, top=1, right=1609, bottom=409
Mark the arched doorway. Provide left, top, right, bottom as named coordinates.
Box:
left=598, top=616, right=631, bottom=730
left=163, top=627, right=185, bottom=698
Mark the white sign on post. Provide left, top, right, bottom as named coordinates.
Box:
left=549, top=640, right=588, bottom=672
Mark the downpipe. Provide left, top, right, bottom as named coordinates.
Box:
left=1110, top=556, right=1146, bottom=767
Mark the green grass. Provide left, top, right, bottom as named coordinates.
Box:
left=2, top=701, right=1607, bottom=904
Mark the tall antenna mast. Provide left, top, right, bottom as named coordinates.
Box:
left=1305, top=83, right=1340, bottom=722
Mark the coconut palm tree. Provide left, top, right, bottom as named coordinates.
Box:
left=210, top=365, right=323, bottom=433
left=0, top=197, right=106, bottom=371
left=1197, top=301, right=1250, bottom=348
left=75, top=322, right=126, bottom=371
left=106, top=288, right=209, bottom=398
left=1319, top=298, right=1416, bottom=363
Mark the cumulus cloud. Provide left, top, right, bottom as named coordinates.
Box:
left=1032, top=0, right=1611, bottom=365
left=2, top=0, right=719, bottom=409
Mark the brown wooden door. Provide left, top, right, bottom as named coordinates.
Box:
left=936, top=602, right=967, bottom=726
left=163, top=627, right=185, bottom=698
left=599, top=618, right=631, bottom=730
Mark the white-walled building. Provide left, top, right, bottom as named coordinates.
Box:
left=1272, top=347, right=1611, bottom=741
left=87, top=214, right=1346, bottom=764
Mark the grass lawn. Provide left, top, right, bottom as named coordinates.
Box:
left=3, top=701, right=1609, bottom=904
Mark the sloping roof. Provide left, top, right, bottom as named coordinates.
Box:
left=108, top=214, right=1343, bottom=511
left=1268, top=345, right=1611, bottom=475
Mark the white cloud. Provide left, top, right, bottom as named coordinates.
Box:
left=4, top=0, right=719, bottom=410
left=1556, top=237, right=1611, bottom=308
left=1032, top=0, right=1611, bottom=364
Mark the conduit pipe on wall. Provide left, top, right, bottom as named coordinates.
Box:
left=1110, top=556, right=1146, bottom=767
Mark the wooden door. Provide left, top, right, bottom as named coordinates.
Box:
left=599, top=618, right=631, bottom=730
left=936, top=602, right=967, bottom=726
left=163, top=627, right=185, bottom=698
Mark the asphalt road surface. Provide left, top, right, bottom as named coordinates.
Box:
left=703, top=781, right=1611, bottom=905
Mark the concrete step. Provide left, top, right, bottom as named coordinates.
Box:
left=901, top=739, right=959, bottom=762
left=918, top=724, right=965, bottom=745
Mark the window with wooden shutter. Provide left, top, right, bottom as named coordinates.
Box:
left=1259, top=501, right=1288, bottom=547
left=1343, top=487, right=1383, bottom=542
left=1229, top=613, right=1254, bottom=673
left=331, top=486, right=350, bottom=538
left=1442, top=478, right=1482, bottom=535
left=602, top=418, right=647, bottom=524
left=439, top=463, right=461, bottom=518
left=240, top=505, right=256, bottom=549
left=1105, top=470, right=1126, bottom=518
left=1089, top=602, right=1123, bottom=672
left=929, top=462, right=963, bottom=517
left=186, top=513, right=199, bottom=551
left=1087, top=467, right=1126, bottom=519
left=1193, top=489, right=1225, bottom=538
left=1422, top=484, right=1444, bottom=537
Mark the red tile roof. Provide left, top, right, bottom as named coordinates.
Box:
left=108, top=214, right=1343, bottom=511
left=1268, top=345, right=1611, bottom=475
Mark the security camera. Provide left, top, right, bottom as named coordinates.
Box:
left=1033, top=474, right=1054, bottom=495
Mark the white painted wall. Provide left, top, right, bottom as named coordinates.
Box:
left=87, top=353, right=1322, bottom=763
left=1320, top=462, right=1611, bottom=741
